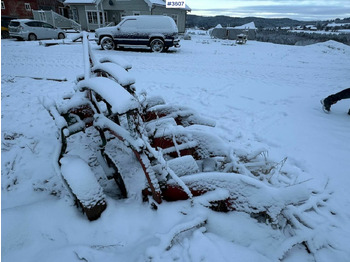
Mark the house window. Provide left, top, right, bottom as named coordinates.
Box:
left=87, top=12, right=98, bottom=24
left=25, top=3, right=31, bottom=11
left=1, top=1, right=5, bottom=9
left=133, top=11, right=140, bottom=16
left=87, top=11, right=107, bottom=25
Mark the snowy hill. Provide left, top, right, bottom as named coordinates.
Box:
left=2, top=34, right=350, bottom=262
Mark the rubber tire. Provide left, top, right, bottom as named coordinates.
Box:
left=101, top=36, right=115, bottom=50
left=28, top=33, right=37, bottom=41
left=58, top=33, right=65, bottom=39
left=150, top=38, right=164, bottom=52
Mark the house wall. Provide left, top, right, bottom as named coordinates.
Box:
left=211, top=28, right=257, bottom=40
left=2, top=0, right=38, bottom=18
left=37, top=0, right=63, bottom=13
left=75, top=5, right=91, bottom=30
left=102, top=0, right=149, bottom=14
left=67, top=0, right=188, bottom=32
left=151, top=6, right=186, bottom=33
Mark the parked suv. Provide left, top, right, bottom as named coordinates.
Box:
left=9, top=19, right=65, bottom=41
left=95, top=15, right=180, bottom=52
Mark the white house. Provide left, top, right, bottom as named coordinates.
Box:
left=64, top=0, right=190, bottom=32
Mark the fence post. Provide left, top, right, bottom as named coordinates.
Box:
left=83, top=32, right=90, bottom=80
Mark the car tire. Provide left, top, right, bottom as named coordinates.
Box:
left=150, top=38, right=164, bottom=52
left=101, top=36, right=115, bottom=50
left=28, top=33, right=37, bottom=41
left=58, top=33, right=65, bottom=39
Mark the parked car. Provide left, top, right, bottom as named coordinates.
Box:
left=9, top=19, right=66, bottom=41
left=95, top=15, right=180, bottom=52
left=236, top=34, right=247, bottom=44
left=2, top=16, right=16, bottom=39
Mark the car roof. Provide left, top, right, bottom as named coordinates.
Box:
left=122, top=15, right=170, bottom=20
left=11, top=19, right=42, bottom=23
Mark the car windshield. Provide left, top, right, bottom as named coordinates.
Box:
left=9, top=21, right=20, bottom=27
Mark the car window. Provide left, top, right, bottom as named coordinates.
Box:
left=120, top=19, right=137, bottom=30
left=9, top=21, right=20, bottom=27
left=25, top=21, right=42, bottom=27
left=42, top=23, right=54, bottom=29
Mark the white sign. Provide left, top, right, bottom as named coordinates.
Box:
left=166, top=0, right=186, bottom=8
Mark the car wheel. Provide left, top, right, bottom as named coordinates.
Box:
left=101, top=36, right=115, bottom=50
left=58, top=33, right=65, bottom=39
left=150, top=39, right=164, bottom=52
left=28, top=33, right=37, bottom=41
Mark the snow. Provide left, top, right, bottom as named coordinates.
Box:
left=64, top=0, right=97, bottom=4
left=326, top=22, right=350, bottom=27
left=233, top=22, right=257, bottom=29
left=76, top=77, right=139, bottom=114
left=99, top=56, right=133, bottom=71
left=144, top=0, right=191, bottom=11
left=91, top=62, right=136, bottom=87
left=2, top=32, right=350, bottom=262
left=60, top=155, right=105, bottom=207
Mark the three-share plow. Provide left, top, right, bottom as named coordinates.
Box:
left=42, top=32, right=336, bottom=258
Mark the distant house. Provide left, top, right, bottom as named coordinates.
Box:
left=325, top=22, right=350, bottom=31
left=305, top=25, right=317, bottom=31
left=211, top=22, right=257, bottom=40
left=63, top=0, right=191, bottom=32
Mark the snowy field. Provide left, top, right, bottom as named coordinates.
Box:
left=2, top=33, right=350, bottom=262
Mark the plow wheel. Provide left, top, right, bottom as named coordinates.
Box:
left=60, top=155, right=107, bottom=221
left=100, top=151, right=128, bottom=198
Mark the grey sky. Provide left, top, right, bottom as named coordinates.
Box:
left=186, top=0, right=350, bottom=20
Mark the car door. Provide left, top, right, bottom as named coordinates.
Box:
left=25, top=21, right=44, bottom=39
left=41, top=22, right=57, bottom=39
left=117, top=19, right=139, bottom=45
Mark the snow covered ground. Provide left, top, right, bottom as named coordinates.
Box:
left=2, top=33, right=350, bottom=262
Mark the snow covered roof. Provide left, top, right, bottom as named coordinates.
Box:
left=64, top=0, right=97, bottom=4
left=144, top=0, right=191, bottom=11
left=64, top=0, right=104, bottom=4
left=326, top=22, right=350, bottom=27
left=215, top=24, right=223, bottom=29
left=234, top=22, right=257, bottom=30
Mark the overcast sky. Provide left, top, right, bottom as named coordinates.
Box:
left=185, top=0, right=350, bottom=21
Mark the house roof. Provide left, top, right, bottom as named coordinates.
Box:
left=64, top=0, right=102, bottom=4
left=233, top=22, right=257, bottom=30
left=144, top=0, right=191, bottom=11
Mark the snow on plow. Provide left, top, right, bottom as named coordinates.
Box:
left=41, top=32, right=336, bottom=257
